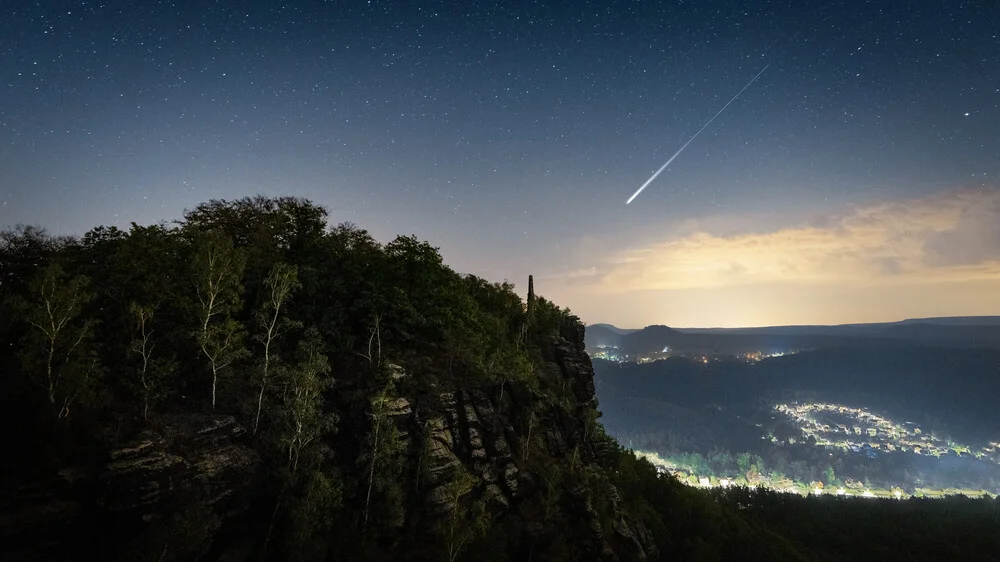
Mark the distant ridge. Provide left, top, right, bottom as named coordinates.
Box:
left=893, top=316, right=1000, bottom=326
left=589, top=323, right=640, bottom=335
left=677, top=316, right=1000, bottom=333
left=586, top=316, right=1000, bottom=357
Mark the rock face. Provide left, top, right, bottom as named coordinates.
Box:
left=0, top=414, right=260, bottom=561
left=388, top=315, right=655, bottom=561
left=101, top=415, right=259, bottom=516
left=2, top=316, right=652, bottom=561
left=531, top=317, right=654, bottom=560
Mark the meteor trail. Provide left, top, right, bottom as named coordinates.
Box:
left=626, top=65, right=769, bottom=205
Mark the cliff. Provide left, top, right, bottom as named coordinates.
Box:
left=0, top=316, right=653, bottom=561
left=383, top=314, right=654, bottom=560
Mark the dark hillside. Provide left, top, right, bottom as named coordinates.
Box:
left=584, top=324, right=624, bottom=347
left=0, top=196, right=809, bottom=561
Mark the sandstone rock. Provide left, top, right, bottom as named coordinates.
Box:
left=100, top=414, right=259, bottom=518
left=0, top=414, right=260, bottom=561
left=384, top=315, right=654, bottom=559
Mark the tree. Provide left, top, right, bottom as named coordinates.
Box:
left=181, top=195, right=328, bottom=252
left=824, top=465, right=837, bottom=487
left=0, top=224, right=73, bottom=297
left=282, top=470, right=342, bottom=562
left=260, top=328, right=338, bottom=560
left=181, top=196, right=329, bottom=311
left=358, top=313, right=383, bottom=370
left=129, top=302, right=174, bottom=420
left=191, top=230, right=248, bottom=409
left=437, top=466, right=489, bottom=562
left=117, top=223, right=185, bottom=306
left=277, top=327, right=335, bottom=477
left=253, top=263, right=301, bottom=434
left=360, top=379, right=406, bottom=530
left=20, top=263, right=98, bottom=419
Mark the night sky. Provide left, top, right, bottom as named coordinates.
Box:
left=3, top=1, right=999, bottom=327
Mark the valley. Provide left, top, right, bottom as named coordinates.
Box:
left=590, top=320, right=1000, bottom=500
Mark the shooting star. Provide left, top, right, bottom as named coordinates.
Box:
left=626, top=65, right=770, bottom=205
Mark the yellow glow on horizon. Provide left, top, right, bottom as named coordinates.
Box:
left=546, top=188, right=1000, bottom=328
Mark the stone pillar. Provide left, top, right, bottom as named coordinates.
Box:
left=527, top=275, right=535, bottom=319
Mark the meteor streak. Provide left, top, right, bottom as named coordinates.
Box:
left=626, top=65, right=769, bottom=205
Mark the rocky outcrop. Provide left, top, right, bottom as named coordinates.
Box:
left=538, top=317, right=654, bottom=561
left=2, top=316, right=652, bottom=561
left=0, top=414, right=260, bottom=561
left=388, top=314, right=655, bottom=561
left=100, top=414, right=260, bottom=517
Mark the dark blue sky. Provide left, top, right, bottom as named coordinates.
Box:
left=3, top=1, right=998, bottom=326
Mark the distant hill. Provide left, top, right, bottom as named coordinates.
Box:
left=585, top=324, right=624, bottom=348
left=586, top=316, right=1000, bottom=357
left=895, top=316, right=1000, bottom=326
left=678, top=316, right=1000, bottom=334
left=589, top=323, right=640, bottom=335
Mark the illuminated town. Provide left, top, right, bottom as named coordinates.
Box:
left=627, top=402, right=1000, bottom=500
left=590, top=345, right=794, bottom=364
left=773, top=402, right=1000, bottom=463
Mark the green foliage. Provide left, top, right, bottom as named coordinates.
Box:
left=824, top=464, right=837, bottom=487
left=281, top=469, right=343, bottom=562
left=252, top=262, right=302, bottom=434
left=529, top=296, right=567, bottom=339
left=359, top=379, right=408, bottom=534
left=272, top=327, right=336, bottom=477
left=0, top=224, right=74, bottom=299
left=18, top=263, right=101, bottom=419
left=128, top=302, right=175, bottom=420
left=437, top=466, right=489, bottom=562
left=191, top=229, right=249, bottom=408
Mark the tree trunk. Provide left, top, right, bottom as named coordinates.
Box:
left=211, top=367, right=217, bottom=409
left=253, top=381, right=266, bottom=434
left=254, top=309, right=279, bottom=435
left=46, top=336, right=56, bottom=405
left=363, top=414, right=381, bottom=528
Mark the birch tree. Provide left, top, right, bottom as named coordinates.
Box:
left=253, top=263, right=301, bottom=434
left=20, top=263, right=98, bottom=419
left=360, top=379, right=405, bottom=530
left=129, top=302, right=174, bottom=420
left=192, top=230, right=247, bottom=409
left=263, top=328, right=337, bottom=561
left=278, top=327, right=334, bottom=477
left=438, top=467, right=488, bottom=562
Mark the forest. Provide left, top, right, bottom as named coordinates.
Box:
left=2, top=195, right=999, bottom=561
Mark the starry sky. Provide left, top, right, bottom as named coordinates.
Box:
left=3, top=1, right=999, bottom=328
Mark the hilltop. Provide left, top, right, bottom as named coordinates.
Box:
left=0, top=196, right=805, bottom=561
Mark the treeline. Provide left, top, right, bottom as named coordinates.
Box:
left=0, top=196, right=555, bottom=427
left=709, top=486, right=1000, bottom=561
left=0, top=196, right=570, bottom=560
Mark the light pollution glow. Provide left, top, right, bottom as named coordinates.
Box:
left=547, top=187, right=1000, bottom=328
